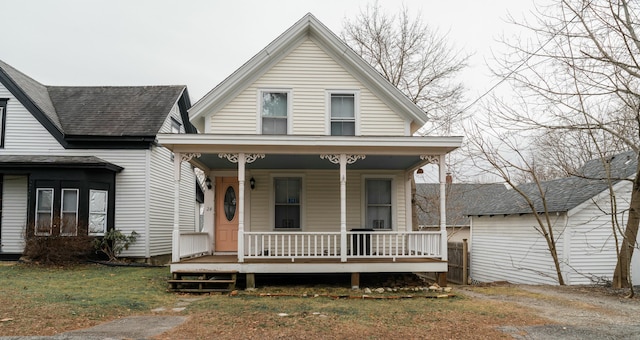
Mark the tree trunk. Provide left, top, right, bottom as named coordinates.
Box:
left=613, top=158, right=640, bottom=288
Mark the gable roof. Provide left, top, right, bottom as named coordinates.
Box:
left=466, top=150, right=638, bottom=216
left=189, top=13, right=428, bottom=131
left=0, top=59, right=193, bottom=149
left=416, top=183, right=509, bottom=226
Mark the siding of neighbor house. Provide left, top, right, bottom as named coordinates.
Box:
left=470, top=214, right=566, bottom=285
left=148, top=104, right=196, bottom=257
left=208, top=38, right=407, bottom=136
left=247, top=170, right=407, bottom=232
left=0, top=81, right=195, bottom=258
left=565, top=180, right=634, bottom=285
left=1, top=175, right=28, bottom=253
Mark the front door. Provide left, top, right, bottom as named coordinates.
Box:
left=215, top=177, right=238, bottom=252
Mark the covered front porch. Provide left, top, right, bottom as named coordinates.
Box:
left=160, top=134, right=461, bottom=286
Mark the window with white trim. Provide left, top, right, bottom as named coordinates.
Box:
left=35, top=188, right=54, bottom=236
left=274, top=177, right=301, bottom=229
left=60, top=189, right=79, bottom=236
left=365, top=179, right=392, bottom=230
left=89, top=190, right=108, bottom=235
left=330, top=93, right=356, bottom=136
left=260, top=90, right=289, bottom=135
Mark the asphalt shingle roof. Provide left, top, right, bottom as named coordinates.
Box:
left=0, top=59, right=186, bottom=137
left=465, top=150, right=638, bottom=216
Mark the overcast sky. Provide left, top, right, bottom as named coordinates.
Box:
left=1, top=0, right=536, bottom=105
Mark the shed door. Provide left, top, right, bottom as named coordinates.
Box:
left=215, top=177, right=238, bottom=252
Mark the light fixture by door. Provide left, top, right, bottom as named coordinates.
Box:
left=250, top=177, right=256, bottom=190
left=205, top=177, right=212, bottom=189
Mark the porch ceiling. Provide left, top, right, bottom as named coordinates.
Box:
left=158, top=134, right=463, bottom=171
left=198, top=153, right=421, bottom=170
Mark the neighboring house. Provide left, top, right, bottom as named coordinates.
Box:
left=416, top=181, right=508, bottom=243
left=466, top=151, right=640, bottom=285
left=158, top=13, right=463, bottom=289
left=0, top=59, right=199, bottom=263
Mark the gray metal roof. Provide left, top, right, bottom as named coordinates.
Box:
left=466, top=150, right=638, bottom=216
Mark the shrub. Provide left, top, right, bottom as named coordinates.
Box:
left=23, top=235, right=95, bottom=264
left=93, top=230, right=139, bottom=262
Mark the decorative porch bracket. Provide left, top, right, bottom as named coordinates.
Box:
left=321, top=154, right=366, bottom=262
left=219, top=153, right=265, bottom=262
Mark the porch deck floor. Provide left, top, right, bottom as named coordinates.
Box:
left=179, top=255, right=444, bottom=264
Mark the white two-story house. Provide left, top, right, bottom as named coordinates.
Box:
left=0, top=59, right=198, bottom=263
left=160, top=13, right=463, bottom=289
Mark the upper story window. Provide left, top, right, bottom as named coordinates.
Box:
left=0, top=99, right=7, bottom=148
left=328, top=91, right=358, bottom=136
left=170, top=117, right=182, bottom=134
left=260, top=90, right=290, bottom=135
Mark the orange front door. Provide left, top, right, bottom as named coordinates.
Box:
left=215, top=177, right=239, bottom=252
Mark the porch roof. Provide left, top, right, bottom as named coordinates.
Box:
left=158, top=134, right=463, bottom=170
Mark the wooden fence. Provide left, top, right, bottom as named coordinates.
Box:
left=420, top=239, right=469, bottom=285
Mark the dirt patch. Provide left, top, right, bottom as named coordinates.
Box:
left=458, top=284, right=640, bottom=339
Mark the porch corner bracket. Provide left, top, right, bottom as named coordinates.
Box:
left=218, top=153, right=239, bottom=163
left=219, top=153, right=265, bottom=164
left=181, top=153, right=201, bottom=162
left=420, top=155, right=439, bottom=165
left=245, top=154, right=265, bottom=164
left=320, top=154, right=366, bottom=164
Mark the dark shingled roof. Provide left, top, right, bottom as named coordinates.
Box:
left=0, top=155, right=123, bottom=172
left=416, top=183, right=509, bottom=226
left=49, top=86, right=185, bottom=136
left=465, top=150, right=638, bottom=216
left=0, top=59, right=187, bottom=139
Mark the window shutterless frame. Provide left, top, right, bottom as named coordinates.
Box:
left=35, top=188, right=54, bottom=236
left=272, top=175, right=303, bottom=230
left=60, top=189, right=79, bottom=236
left=258, top=89, right=292, bottom=135
left=326, top=90, right=359, bottom=136
left=363, top=177, right=395, bottom=230
left=88, top=189, right=108, bottom=235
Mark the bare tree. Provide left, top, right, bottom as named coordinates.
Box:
left=341, top=2, right=470, bottom=135
left=486, top=0, right=640, bottom=289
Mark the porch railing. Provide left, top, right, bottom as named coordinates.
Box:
left=243, top=231, right=442, bottom=260
left=179, top=232, right=210, bottom=258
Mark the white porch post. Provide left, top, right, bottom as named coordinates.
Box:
left=340, top=154, right=347, bottom=262
left=238, top=153, right=246, bottom=263
left=439, top=154, right=448, bottom=261
left=171, top=152, right=182, bottom=263
left=203, top=171, right=215, bottom=255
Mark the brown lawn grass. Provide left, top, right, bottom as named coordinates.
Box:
left=0, top=263, right=547, bottom=339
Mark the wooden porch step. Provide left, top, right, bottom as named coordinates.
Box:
left=168, top=270, right=238, bottom=293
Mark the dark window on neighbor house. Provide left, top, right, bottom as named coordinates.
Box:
left=89, top=189, right=108, bottom=235
left=274, top=177, right=301, bottom=229
left=0, top=99, right=8, bottom=148
left=35, top=188, right=54, bottom=236
left=60, top=189, right=79, bottom=236
left=171, top=117, right=182, bottom=134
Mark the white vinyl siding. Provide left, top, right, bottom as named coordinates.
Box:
left=248, top=170, right=406, bottom=232
left=148, top=106, right=196, bottom=257
left=470, top=214, right=566, bottom=285
left=209, top=38, right=407, bottom=136
left=1, top=176, right=27, bottom=253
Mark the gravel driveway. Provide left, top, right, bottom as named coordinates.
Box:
left=459, top=284, right=640, bottom=339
